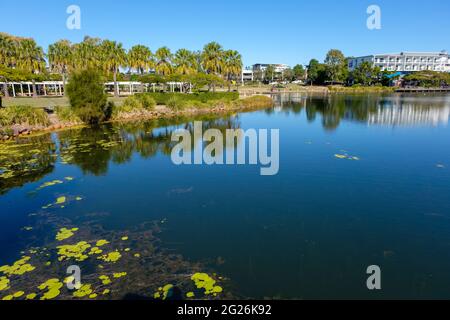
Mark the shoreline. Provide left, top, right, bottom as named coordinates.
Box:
left=0, top=99, right=274, bottom=142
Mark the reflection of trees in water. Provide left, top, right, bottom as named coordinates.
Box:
left=56, top=114, right=241, bottom=176
left=273, top=94, right=450, bottom=130
left=0, top=135, right=57, bottom=195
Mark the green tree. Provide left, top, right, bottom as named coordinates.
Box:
left=155, top=47, right=173, bottom=76
left=352, top=61, right=381, bottom=86
left=265, top=65, right=276, bottom=82
left=66, top=69, right=113, bottom=124
left=73, top=36, right=103, bottom=70
left=128, top=45, right=153, bottom=74
left=293, top=64, right=306, bottom=81
left=201, top=42, right=224, bottom=75
left=324, top=49, right=347, bottom=83
left=307, top=59, right=320, bottom=85
left=174, top=49, right=198, bottom=75
left=48, top=40, right=73, bottom=91
left=223, top=50, right=243, bottom=90
left=16, top=38, right=46, bottom=98
left=100, top=40, right=127, bottom=97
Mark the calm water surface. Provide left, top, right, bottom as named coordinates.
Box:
left=1, top=93, right=450, bottom=299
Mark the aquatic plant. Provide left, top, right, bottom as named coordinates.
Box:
left=57, top=241, right=91, bottom=262
left=191, top=273, right=223, bottom=296
left=55, top=227, right=78, bottom=241
left=38, top=279, right=63, bottom=300
left=98, top=251, right=122, bottom=263
left=0, top=277, right=10, bottom=291
left=154, top=284, right=174, bottom=300
left=73, top=284, right=93, bottom=298
left=0, top=256, right=35, bottom=276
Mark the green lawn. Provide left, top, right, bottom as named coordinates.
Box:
left=2, top=96, right=127, bottom=108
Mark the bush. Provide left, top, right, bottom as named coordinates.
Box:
left=134, top=94, right=156, bottom=110
left=0, top=105, right=49, bottom=127
left=66, top=69, right=113, bottom=124
left=140, top=92, right=239, bottom=106
left=240, top=96, right=274, bottom=108
left=166, top=96, right=186, bottom=110
left=55, top=106, right=81, bottom=123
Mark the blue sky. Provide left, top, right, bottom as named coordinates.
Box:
left=1, top=0, right=449, bottom=67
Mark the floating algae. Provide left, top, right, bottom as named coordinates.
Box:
left=186, top=292, right=195, bottom=298
left=37, top=180, right=63, bottom=190
left=334, top=153, right=360, bottom=161
left=73, top=284, right=93, bottom=298
left=57, top=242, right=91, bottom=262
left=0, top=256, right=35, bottom=276
left=113, top=272, right=127, bottom=279
left=121, top=236, right=129, bottom=241
left=95, top=239, right=109, bottom=247
left=56, top=227, right=79, bottom=241
left=191, top=273, right=223, bottom=296
left=99, top=275, right=111, bottom=285
left=98, top=251, right=122, bottom=263
left=38, top=279, right=64, bottom=300
left=0, top=277, right=10, bottom=291
left=154, top=284, right=174, bottom=300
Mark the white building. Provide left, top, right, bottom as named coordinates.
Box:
left=348, top=51, right=450, bottom=73
left=252, top=63, right=290, bottom=73
left=241, top=68, right=254, bottom=82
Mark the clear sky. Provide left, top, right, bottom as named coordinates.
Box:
left=1, top=0, right=449, bottom=67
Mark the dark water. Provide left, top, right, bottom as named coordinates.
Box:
left=1, top=93, right=450, bottom=299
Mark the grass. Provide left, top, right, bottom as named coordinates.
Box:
left=0, top=105, right=50, bottom=127
left=140, top=92, right=239, bottom=105
left=2, top=96, right=127, bottom=108
left=328, top=85, right=395, bottom=93
left=240, top=95, right=274, bottom=108
left=55, top=106, right=81, bottom=123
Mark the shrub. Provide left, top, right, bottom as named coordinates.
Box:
left=55, top=106, right=81, bottom=123
left=66, top=69, right=113, bottom=124
left=136, top=94, right=156, bottom=110
left=240, top=96, right=274, bottom=108
left=166, top=96, right=186, bottom=110
left=139, top=92, right=239, bottom=106
left=0, top=105, right=49, bottom=127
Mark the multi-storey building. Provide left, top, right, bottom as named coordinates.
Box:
left=348, top=51, right=450, bottom=73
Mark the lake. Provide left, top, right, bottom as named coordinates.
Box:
left=1, top=93, right=450, bottom=300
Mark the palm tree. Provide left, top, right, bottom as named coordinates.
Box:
left=100, top=40, right=127, bottom=97
left=128, top=45, right=153, bottom=74
left=48, top=40, right=73, bottom=92
left=0, top=33, right=21, bottom=97
left=174, top=49, right=198, bottom=75
left=201, top=42, right=224, bottom=75
left=73, top=36, right=102, bottom=70
left=223, top=50, right=242, bottom=91
left=201, top=42, right=224, bottom=92
left=155, top=47, right=173, bottom=76
left=16, top=38, right=45, bottom=98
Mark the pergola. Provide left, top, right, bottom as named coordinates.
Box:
left=0, top=81, right=64, bottom=97
left=0, top=81, right=193, bottom=97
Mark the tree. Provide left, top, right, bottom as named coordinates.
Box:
left=0, top=33, right=19, bottom=97
left=223, top=50, right=242, bottom=90
left=16, top=38, right=45, bottom=98
left=201, top=42, right=224, bottom=75
left=324, top=49, right=347, bottom=83
left=293, top=64, right=306, bottom=81
left=265, top=65, right=275, bottom=82
left=307, top=59, right=320, bottom=85
left=352, top=61, right=380, bottom=86
left=174, top=49, right=198, bottom=75
left=128, top=45, right=153, bottom=74
left=66, top=69, right=113, bottom=124
left=48, top=40, right=73, bottom=92
left=282, top=68, right=294, bottom=82
left=73, top=36, right=103, bottom=70
left=100, top=40, right=127, bottom=97
left=155, top=47, right=173, bottom=76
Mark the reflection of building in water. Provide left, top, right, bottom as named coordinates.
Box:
left=368, top=99, right=450, bottom=127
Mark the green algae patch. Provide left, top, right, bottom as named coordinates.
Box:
left=154, top=284, right=174, bottom=300
left=26, top=293, right=37, bottom=300
left=56, top=227, right=79, bottom=241
left=56, top=196, right=66, bottom=205
left=95, top=239, right=109, bottom=247
left=99, top=275, right=111, bottom=285
left=121, top=236, right=129, bottom=241
left=38, top=279, right=64, bottom=300
left=57, top=241, right=91, bottom=262
left=0, top=256, right=35, bottom=276
left=98, top=251, right=122, bottom=263
left=64, top=177, right=74, bottom=181
left=37, top=180, right=63, bottom=190
left=73, top=284, right=93, bottom=298
left=0, top=277, right=10, bottom=291
left=113, top=272, right=127, bottom=279
left=191, top=273, right=223, bottom=296
left=186, top=292, right=195, bottom=298
left=334, top=153, right=360, bottom=161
